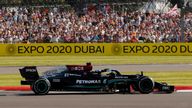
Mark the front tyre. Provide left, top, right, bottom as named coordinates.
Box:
left=32, top=78, right=51, bottom=95
left=138, top=77, right=154, bottom=94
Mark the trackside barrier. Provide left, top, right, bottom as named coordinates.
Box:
left=0, top=86, right=31, bottom=91
left=1, top=43, right=192, bottom=56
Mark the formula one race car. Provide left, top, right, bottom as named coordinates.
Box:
left=20, top=63, right=174, bottom=95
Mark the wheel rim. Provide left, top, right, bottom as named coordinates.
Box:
left=139, top=77, right=154, bottom=93
left=36, top=80, right=48, bottom=93
left=33, top=79, right=50, bottom=94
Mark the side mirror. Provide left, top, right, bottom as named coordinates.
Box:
left=141, top=71, right=144, bottom=76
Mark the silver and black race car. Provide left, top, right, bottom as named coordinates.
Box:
left=20, top=63, right=174, bottom=95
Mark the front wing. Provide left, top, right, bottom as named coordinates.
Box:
left=153, top=82, right=175, bottom=93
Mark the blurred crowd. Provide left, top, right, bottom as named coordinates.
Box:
left=0, top=6, right=192, bottom=43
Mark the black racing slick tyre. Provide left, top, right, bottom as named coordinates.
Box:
left=138, top=77, right=154, bottom=94
left=32, top=78, right=51, bottom=95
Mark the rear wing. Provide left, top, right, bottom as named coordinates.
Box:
left=19, top=66, right=39, bottom=80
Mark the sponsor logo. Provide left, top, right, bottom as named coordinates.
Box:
left=17, top=45, right=104, bottom=54
left=76, top=80, right=101, bottom=84
left=162, top=86, right=170, bottom=90
left=64, top=73, right=81, bottom=77
left=53, top=79, right=60, bottom=82
left=2, top=43, right=192, bottom=56
left=26, top=69, right=36, bottom=72
left=115, top=76, right=128, bottom=79
left=6, top=44, right=16, bottom=55
left=70, top=66, right=84, bottom=71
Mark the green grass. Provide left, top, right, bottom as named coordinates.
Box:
left=0, top=56, right=192, bottom=86
left=0, top=56, right=192, bottom=66
left=0, top=72, right=192, bottom=86
left=0, top=74, right=22, bottom=86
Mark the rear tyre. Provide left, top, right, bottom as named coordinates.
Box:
left=138, top=77, right=154, bottom=94
left=32, top=78, right=51, bottom=95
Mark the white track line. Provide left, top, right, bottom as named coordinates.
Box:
left=176, top=90, right=192, bottom=93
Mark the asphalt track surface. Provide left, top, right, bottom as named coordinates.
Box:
left=1, top=64, right=192, bottom=74
left=0, top=91, right=192, bottom=108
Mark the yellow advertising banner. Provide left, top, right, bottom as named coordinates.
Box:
left=0, top=43, right=192, bottom=56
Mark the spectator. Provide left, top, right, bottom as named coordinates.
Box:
left=0, top=6, right=191, bottom=44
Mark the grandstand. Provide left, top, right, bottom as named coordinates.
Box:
left=0, top=0, right=191, bottom=43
